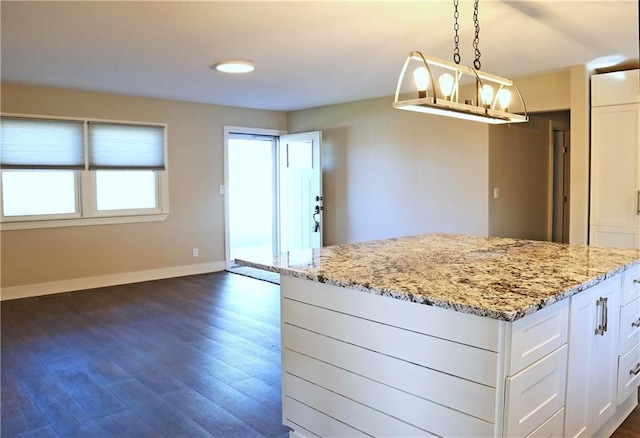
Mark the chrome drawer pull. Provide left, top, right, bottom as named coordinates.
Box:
left=595, top=298, right=605, bottom=336
left=633, top=318, right=640, bottom=328
left=633, top=278, right=640, bottom=284
left=630, top=363, right=640, bottom=376
left=603, top=297, right=608, bottom=332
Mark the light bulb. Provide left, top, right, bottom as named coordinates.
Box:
left=413, top=67, right=430, bottom=98
left=439, top=73, right=454, bottom=99
left=498, top=88, right=511, bottom=110
left=481, top=84, right=494, bottom=107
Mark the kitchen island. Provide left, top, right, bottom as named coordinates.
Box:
left=237, top=233, right=640, bottom=437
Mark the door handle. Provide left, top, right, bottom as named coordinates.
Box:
left=312, top=205, right=322, bottom=233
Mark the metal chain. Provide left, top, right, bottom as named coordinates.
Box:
left=453, top=0, right=460, bottom=64
left=473, top=0, right=481, bottom=70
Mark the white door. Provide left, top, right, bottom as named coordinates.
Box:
left=279, top=131, right=322, bottom=253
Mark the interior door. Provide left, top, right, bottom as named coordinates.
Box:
left=278, top=131, right=322, bottom=253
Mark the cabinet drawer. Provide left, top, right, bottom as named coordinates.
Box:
left=622, top=265, right=640, bottom=305
left=526, top=408, right=564, bottom=438
left=509, top=299, right=568, bottom=375
left=618, top=342, right=640, bottom=405
left=619, top=297, right=640, bottom=354
left=504, top=345, right=568, bottom=438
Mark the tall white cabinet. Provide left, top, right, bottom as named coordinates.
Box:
left=590, top=69, right=640, bottom=249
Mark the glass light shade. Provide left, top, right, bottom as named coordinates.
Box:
left=413, top=67, right=430, bottom=94
left=481, top=84, right=494, bottom=106
left=439, top=73, right=455, bottom=98
left=498, top=88, right=512, bottom=109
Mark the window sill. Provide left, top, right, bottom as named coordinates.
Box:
left=1, top=213, right=169, bottom=231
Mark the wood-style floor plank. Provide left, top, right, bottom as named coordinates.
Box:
left=1, top=272, right=290, bottom=438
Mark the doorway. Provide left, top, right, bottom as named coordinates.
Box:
left=488, top=111, right=571, bottom=242
left=227, top=132, right=278, bottom=265
left=223, top=127, right=323, bottom=270
left=551, top=121, right=570, bottom=243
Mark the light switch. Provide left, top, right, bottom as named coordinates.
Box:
left=493, top=188, right=499, bottom=199
left=219, top=185, right=225, bottom=195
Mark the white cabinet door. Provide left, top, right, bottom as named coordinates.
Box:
left=565, top=284, right=597, bottom=438
left=565, top=275, right=621, bottom=437
left=590, top=104, right=640, bottom=249
left=591, top=277, right=621, bottom=433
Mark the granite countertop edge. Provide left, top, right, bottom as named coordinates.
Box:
left=237, top=259, right=639, bottom=321
left=235, top=234, right=640, bottom=322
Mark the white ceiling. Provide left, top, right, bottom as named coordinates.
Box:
left=1, top=0, right=638, bottom=112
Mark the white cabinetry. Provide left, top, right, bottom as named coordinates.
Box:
left=565, top=271, right=640, bottom=438
left=590, top=69, right=640, bottom=249
left=618, top=266, right=640, bottom=405
left=280, top=271, right=638, bottom=437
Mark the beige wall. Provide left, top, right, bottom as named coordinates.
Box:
left=511, top=70, right=571, bottom=113
left=488, top=117, right=551, bottom=240
left=1, top=83, right=286, bottom=291
left=288, top=97, right=489, bottom=245
left=569, top=65, right=591, bottom=245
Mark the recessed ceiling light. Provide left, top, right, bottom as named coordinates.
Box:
left=213, top=61, right=255, bottom=74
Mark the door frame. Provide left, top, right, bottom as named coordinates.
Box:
left=546, top=120, right=570, bottom=243
left=223, top=126, right=286, bottom=269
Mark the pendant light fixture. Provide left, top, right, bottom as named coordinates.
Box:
left=393, top=0, right=528, bottom=124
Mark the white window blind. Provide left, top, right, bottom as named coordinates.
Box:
left=0, top=117, right=85, bottom=169
left=88, top=123, right=166, bottom=170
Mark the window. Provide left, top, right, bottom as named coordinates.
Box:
left=0, top=115, right=169, bottom=229
left=2, top=170, right=77, bottom=217
left=95, top=170, right=158, bottom=211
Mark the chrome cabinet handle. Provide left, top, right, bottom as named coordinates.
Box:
left=633, top=318, right=640, bottom=328
left=634, top=278, right=640, bottom=284
left=630, top=363, right=640, bottom=376
left=595, top=298, right=605, bottom=336
left=637, top=190, right=640, bottom=215
left=603, top=297, right=608, bottom=333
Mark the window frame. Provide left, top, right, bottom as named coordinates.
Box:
left=0, top=113, right=170, bottom=230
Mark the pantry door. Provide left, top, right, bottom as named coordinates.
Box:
left=278, top=131, right=323, bottom=252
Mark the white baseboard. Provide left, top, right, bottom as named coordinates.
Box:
left=0, top=261, right=226, bottom=301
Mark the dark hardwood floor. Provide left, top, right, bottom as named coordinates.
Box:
left=612, top=391, right=640, bottom=438
left=1, top=272, right=290, bottom=437
left=2, top=271, right=640, bottom=437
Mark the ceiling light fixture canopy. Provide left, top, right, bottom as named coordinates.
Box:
left=213, top=60, right=255, bottom=74
left=393, top=0, right=528, bottom=124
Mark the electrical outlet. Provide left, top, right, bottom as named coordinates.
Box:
left=192, top=248, right=199, bottom=257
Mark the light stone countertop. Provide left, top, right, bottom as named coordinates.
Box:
left=235, top=233, right=640, bottom=321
